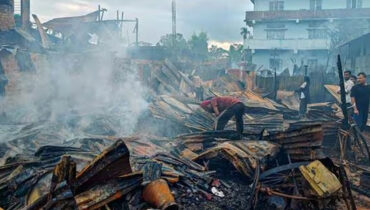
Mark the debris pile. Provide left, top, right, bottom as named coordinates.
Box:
left=0, top=1, right=369, bottom=208
left=1, top=57, right=368, bottom=209
left=1, top=121, right=364, bottom=209
left=1, top=59, right=369, bottom=209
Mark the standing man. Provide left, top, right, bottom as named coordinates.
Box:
left=296, top=76, right=311, bottom=118
left=337, top=70, right=354, bottom=106
left=200, top=96, right=245, bottom=135
left=351, top=72, right=370, bottom=131
left=350, top=75, right=357, bottom=85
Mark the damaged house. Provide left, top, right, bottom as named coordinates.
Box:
left=0, top=0, right=44, bottom=97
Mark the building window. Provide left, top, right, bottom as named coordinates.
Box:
left=308, top=29, right=327, bottom=39
left=347, top=0, right=362, bottom=8
left=269, top=1, right=284, bottom=11
left=267, top=30, right=285, bottom=40
left=310, top=0, right=322, bottom=10
left=270, top=58, right=282, bottom=71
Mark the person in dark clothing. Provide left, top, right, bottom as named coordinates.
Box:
left=296, top=76, right=310, bottom=118
left=195, top=86, right=204, bottom=101
left=200, top=96, right=245, bottom=135
left=351, top=72, right=370, bottom=131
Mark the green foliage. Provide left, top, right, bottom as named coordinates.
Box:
left=209, top=45, right=228, bottom=59
left=188, top=32, right=209, bottom=61
left=156, top=32, right=244, bottom=64
left=240, top=27, right=249, bottom=40
left=228, top=44, right=244, bottom=64
left=157, top=33, right=190, bottom=56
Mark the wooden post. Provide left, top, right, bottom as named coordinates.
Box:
left=337, top=54, right=349, bottom=129
left=304, top=65, right=308, bottom=76
left=273, top=48, right=278, bottom=101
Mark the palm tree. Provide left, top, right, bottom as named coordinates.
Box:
left=240, top=27, right=249, bottom=40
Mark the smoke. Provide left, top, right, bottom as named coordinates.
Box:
left=0, top=50, right=148, bottom=138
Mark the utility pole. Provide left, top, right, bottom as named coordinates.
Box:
left=172, top=0, right=176, bottom=48
left=98, top=5, right=101, bottom=21
left=135, top=18, right=139, bottom=47
left=120, top=12, right=124, bottom=40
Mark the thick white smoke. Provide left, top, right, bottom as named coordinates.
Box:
left=0, top=50, right=148, bottom=140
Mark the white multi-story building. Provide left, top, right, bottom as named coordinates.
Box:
left=244, top=0, right=370, bottom=74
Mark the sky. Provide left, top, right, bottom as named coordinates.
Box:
left=30, top=0, right=254, bottom=48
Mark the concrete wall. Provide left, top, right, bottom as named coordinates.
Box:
left=252, top=49, right=329, bottom=73
left=363, top=0, right=370, bottom=8
left=254, top=0, right=348, bottom=11
left=245, top=39, right=330, bottom=50
left=322, top=0, right=347, bottom=9
left=253, top=20, right=329, bottom=40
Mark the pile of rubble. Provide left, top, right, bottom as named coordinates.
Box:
left=0, top=123, right=363, bottom=210
left=0, top=117, right=361, bottom=209
left=0, top=60, right=369, bottom=210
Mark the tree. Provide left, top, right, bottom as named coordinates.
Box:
left=240, top=27, right=250, bottom=40
left=188, top=32, right=209, bottom=61
left=209, top=45, right=228, bottom=59
left=157, top=33, right=189, bottom=57
left=228, top=44, right=244, bottom=65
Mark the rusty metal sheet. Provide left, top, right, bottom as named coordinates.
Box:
left=75, top=140, right=132, bottom=191
left=263, top=124, right=325, bottom=161
left=75, top=175, right=142, bottom=210
left=268, top=124, right=323, bottom=144
left=193, top=141, right=280, bottom=178
left=161, top=95, right=193, bottom=114
left=241, top=91, right=279, bottom=111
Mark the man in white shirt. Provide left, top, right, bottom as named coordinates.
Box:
left=296, top=76, right=310, bottom=118
left=337, top=70, right=354, bottom=106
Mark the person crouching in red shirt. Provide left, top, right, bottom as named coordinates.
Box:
left=200, top=96, right=245, bottom=135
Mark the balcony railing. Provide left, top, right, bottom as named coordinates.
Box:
left=245, top=8, right=370, bottom=23
left=244, top=39, right=330, bottom=50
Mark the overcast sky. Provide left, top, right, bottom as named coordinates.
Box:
left=30, top=0, right=253, bottom=47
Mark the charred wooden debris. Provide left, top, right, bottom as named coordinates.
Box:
left=0, top=60, right=369, bottom=209
left=0, top=124, right=365, bottom=210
